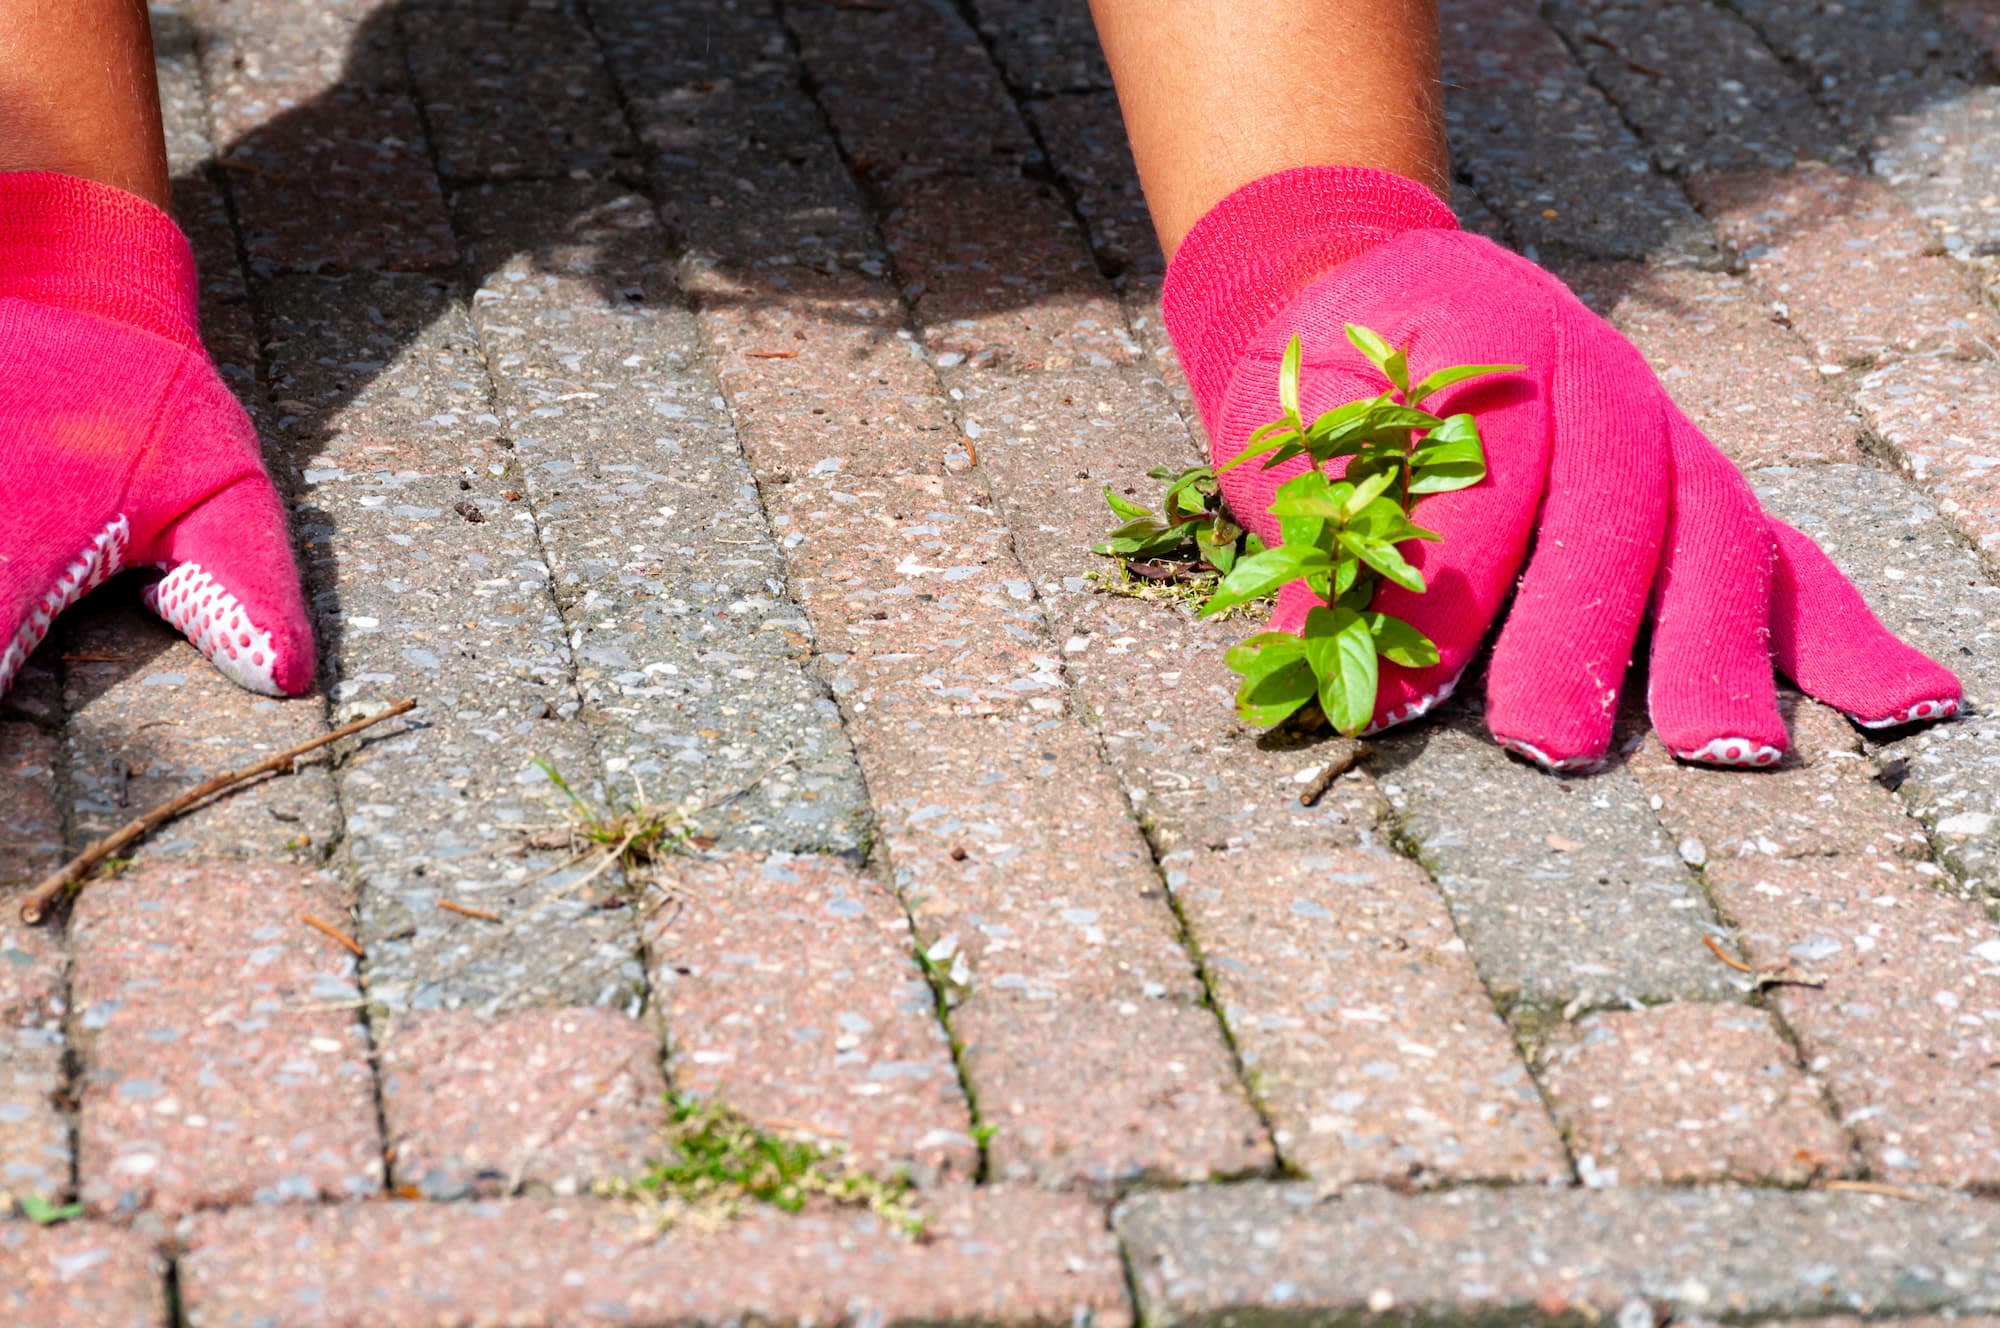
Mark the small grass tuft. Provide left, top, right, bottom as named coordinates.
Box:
left=602, top=1095, right=925, bottom=1238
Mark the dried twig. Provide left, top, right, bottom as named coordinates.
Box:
left=1824, top=1180, right=1924, bottom=1201
left=1703, top=935, right=1754, bottom=973
left=19, top=699, right=418, bottom=924
left=1299, top=738, right=1367, bottom=807
left=439, top=899, right=503, bottom=923
left=301, top=912, right=364, bottom=956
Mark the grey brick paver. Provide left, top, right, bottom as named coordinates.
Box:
left=193, top=0, right=456, bottom=273
left=401, top=4, right=633, bottom=182
left=1706, top=854, right=2000, bottom=1186
left=62, top=605, right=338, bottom=862
left=1441, top=0, right=1716, bottom=264
left=965, top=0, right=1111, bottom=96
left=1752, top=464, right=2000, bottom=895
left=1118, top=1183, right=2000, bottom=1324
left=263, top=271, right=641, bottom=1013
left=1376, top=712, right=1737, bottom=1010
left=450, top=178, right=872, bottom=855
left=599, top=0, right=1273, bottom=1184
left=178, top=1189, right=1132, bottom=1328
left=1860, top=355, right=2000, bottom=568
left=1558, top=261, right=1863, bottom=468
left=1543, top=0, right=1843, bottom=177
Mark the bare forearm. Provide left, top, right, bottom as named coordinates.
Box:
left=0, top=0, right=168, bottom=208
left=1089, top=0, right=1447, bottom=259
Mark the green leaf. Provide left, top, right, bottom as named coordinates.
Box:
left=1277, top=512, right=1326, bottom=552
left=1218, top=424, right=1303, bottom=474
left=18, top=1195, right=82, bottom=1226
left=1408, top=413, right=1488, bottom=494
left=1382, top=347, right=1410, bottom=394
left=1278, top=334, right=1303, bottom=423
left=1225, top=630, right=1306, bottom=678
left=1236, top=659, right=1318, bottom=727
left=1339, top=532, right=1427, bottom=593
left=1199, top=544, right=1332, bottom=617
left=1342, top=469, right=1396, bottom=518
left=1332, top=555, right=1361, bottom=598
left=1102, top=486, right=1154, bottom=523
left=1302, top=605, right=1379, bottom=736
left=1366, top=611, right=1441, bottom=668
left=1269, top=472, right=1351, bottom=520
left=1407, top=362, right=1522, bottom=407
left=1345, top=323, right=1397, bottom=377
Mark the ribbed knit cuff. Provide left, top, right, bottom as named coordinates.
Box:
left=0, top=173, right=202, bottom=351
left=1161, top=166, right=1457, bottom=425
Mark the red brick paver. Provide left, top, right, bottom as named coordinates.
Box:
left=178, top=1188, right=1130, bottom=1328
left=70, top=861, right=381, bottom=1214
left=646, top=851, right=976, bottom=1182
left=1538, top=1003, right=1851, bottom=1185
left=0, top=1221, right=166, bottom=1328
left=378, top=1008, right=667, bottom=1199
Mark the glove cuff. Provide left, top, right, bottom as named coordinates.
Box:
left=1161, top=165, right=1458, bottom=425
left=0, top=172, right=202, bottom=352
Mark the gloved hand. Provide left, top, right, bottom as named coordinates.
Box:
left=0, top=173, right=313, bottom=700
left=1163, top=166, right=1958, bottom=769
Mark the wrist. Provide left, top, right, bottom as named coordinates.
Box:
left=0, top=172, right=202, bottom=351
left=1160, top=165, right=1456, bottom=428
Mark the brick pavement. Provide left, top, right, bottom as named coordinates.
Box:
left=0, top=0, right=1996, bottom=1320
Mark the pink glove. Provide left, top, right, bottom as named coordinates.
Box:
left=0, top=173, right=313, bottom=699
left=1163, top=166, right=1958, bottom=769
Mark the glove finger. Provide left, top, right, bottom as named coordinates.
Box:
left=143, top=474, right=314, bottom=697
left=1484, top=309, right=1668, bottom=770
left=0, top=515, right=130, bottom=698
left=1646, top=401, right=1786, bottom=766
left=1769, top=517, right=1961, bottom=728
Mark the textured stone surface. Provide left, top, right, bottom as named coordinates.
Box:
left=862, top=711, right=1270, bottom=1186
left=69, top=861, right=382, bottom=1215
left=1118, top=1184, right=2000, bottom=1323
left=1441, top=0, right=1715, bottom=264
left=456, top=179, right=872, bottom=856
left=1166, top=844, right=1567, bottom=1185
left=768, top=472, right=1057, bottom=720
left=647, top=852, right=973, bottom=1183
left=1728, top=0, right=1985, bottom=139
left=378, top=1007, right=666, bottom=1199
left=194, top=0, right=456, bottom=273
left=179, top=1190, right=1132, bottom=1328
left=0, top=1026, right=71, bottom=1202
left=262, top=272, right=643, bottom=1012
left=1706, top=854, right=2000, bottom=1186
left=1375, top=707, right=1736, bottom=1011
left=0, top=723, right=63, bottom=886
left=62, top=603, right=338, bottom=863
left=1537, top=1002, right=1851, bottom=1184
left=1543, top=0, right=1843, bottom=176
left=1695, top=164, right=1989, bottom=364
left=1028, top=92, right=1161, bottom=288
left=402, top=4, right=633, bottom=181
left=1624, top=724, right=1924, bottom=863
left=1558, top=261, right=1861, bottom=467
left=1859, top=354, right=2000, bottom=565
left=1751, top=464, right=2000, bottom=895
left=0, top=1222, right=165, bottom=1328
left=966, top=0, right=1110, bottom=95
left=1876, top=86, right=2000, bottom=257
